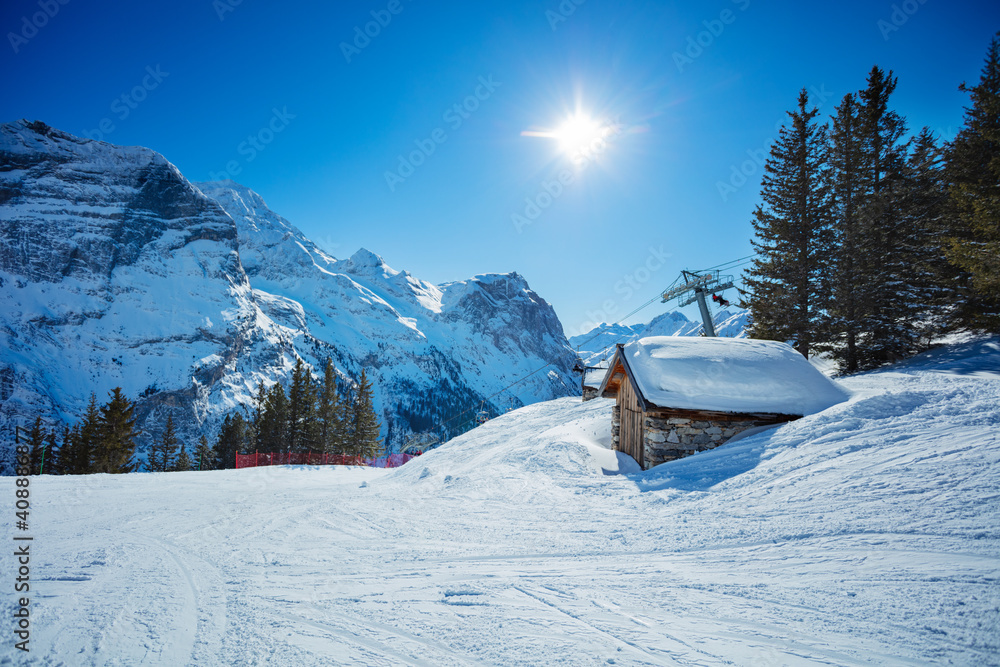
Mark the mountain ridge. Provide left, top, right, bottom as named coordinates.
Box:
left=0, top=120, right=579, bottom=466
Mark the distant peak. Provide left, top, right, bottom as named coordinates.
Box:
left=473, top=271, right=528, bottom=287
left=339, top=247, right=399, bottom=278
left=349, top=248, right=386, bottom=266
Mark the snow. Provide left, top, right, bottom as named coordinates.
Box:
left=2, top=338, right=999, bottom=665
left=622, top=336, right=852, bottom=415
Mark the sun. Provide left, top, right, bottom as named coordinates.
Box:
left=521, top=112, right=615, bottom=162
left=552, top=114, right=604, bottom=157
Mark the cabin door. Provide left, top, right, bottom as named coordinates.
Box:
left=621, top=404, right=644, bottom=469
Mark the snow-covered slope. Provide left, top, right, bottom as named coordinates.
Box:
left=0, top=120, right=578, bottom=461
left=3, top=337, right=997, bottom=664
left=571, top=307, right=750, bottom=366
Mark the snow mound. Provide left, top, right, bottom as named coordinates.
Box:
left=383, top=397, right=638, bottom=492
left=624, top=336, right=851, bottom=415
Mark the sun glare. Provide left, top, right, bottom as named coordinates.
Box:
left=553, top=114, right=603, bottom=156
left=520, top=109, right=621, bottom=166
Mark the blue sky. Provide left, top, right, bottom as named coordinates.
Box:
left=2, top=0, right=997, bottom=336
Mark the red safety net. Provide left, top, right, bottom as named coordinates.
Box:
left=234, top=451, right=420, bottom=470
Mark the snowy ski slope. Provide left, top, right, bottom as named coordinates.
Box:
left=2, top=338, right=998, bottom=665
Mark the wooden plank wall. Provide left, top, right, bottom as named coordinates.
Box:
left=617, top=377, right=645, bottom=468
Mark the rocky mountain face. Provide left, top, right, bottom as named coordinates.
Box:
left=0, top=120, right=578, bottom=468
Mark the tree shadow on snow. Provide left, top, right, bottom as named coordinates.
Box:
left=874, top=336, right=1000, bottom=377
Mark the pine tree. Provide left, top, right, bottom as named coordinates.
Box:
left=946, top=33, right=1000, bottom=329
left=899, top=128, right=956, bottom=342
left=318, top=358, right=345, bottom=455
left=288, top=359, right=320, bottom=453
left=350, top=369, right=383, bottom=459
left=258, top=382, right=289, bottom=452
left=26, top=417, right=45, bottom=475
left=64, top=424, right=82, bottom=475
left=51, top=426, right=72, bottom=475
left=288, top=360, right=305, bottom=452
left=822, top=68, right=920, bottom=371
left=174, top=443, right=192, bottom=472
left=342, top=385, right=356, bottom=457
left=149, top=415, right=179, bottom=472
left=250, top=380, right=267, bottom=451
left=855, top=66, right=912, bottom=367
left=161, top=415, right=179, bottom=471
left=70, top=393, right=101, bottom=475
left=214, top=413, right=248, bottom=470
left=43, top=428, right=58, bottom=475
left=93, top=388, right=139, bottom=474
left=743, top=89, right=833, bottom=357
left=822, top=92, right=867, bottom=372
left=195, top=435, right=215, bottom=471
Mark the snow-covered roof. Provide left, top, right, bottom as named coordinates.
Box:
left=602, top=336, right=850, bottom=415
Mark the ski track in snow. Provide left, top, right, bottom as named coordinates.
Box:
left=2, top=338, right=999, bottom=665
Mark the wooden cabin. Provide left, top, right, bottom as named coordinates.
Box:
left=598, top=337, right=850, bottom=469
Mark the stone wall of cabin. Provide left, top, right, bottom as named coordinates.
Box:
left=642, top=415, right=760, bottom=469
left=611, top=405, right=621, bottom=449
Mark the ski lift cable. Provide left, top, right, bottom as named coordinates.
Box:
left=702, top=254, right=756, bottom=271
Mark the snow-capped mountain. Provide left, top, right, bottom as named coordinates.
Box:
left=0, top=120, right=578, bottom=464
left=570, top=308, right=750, bottom=365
